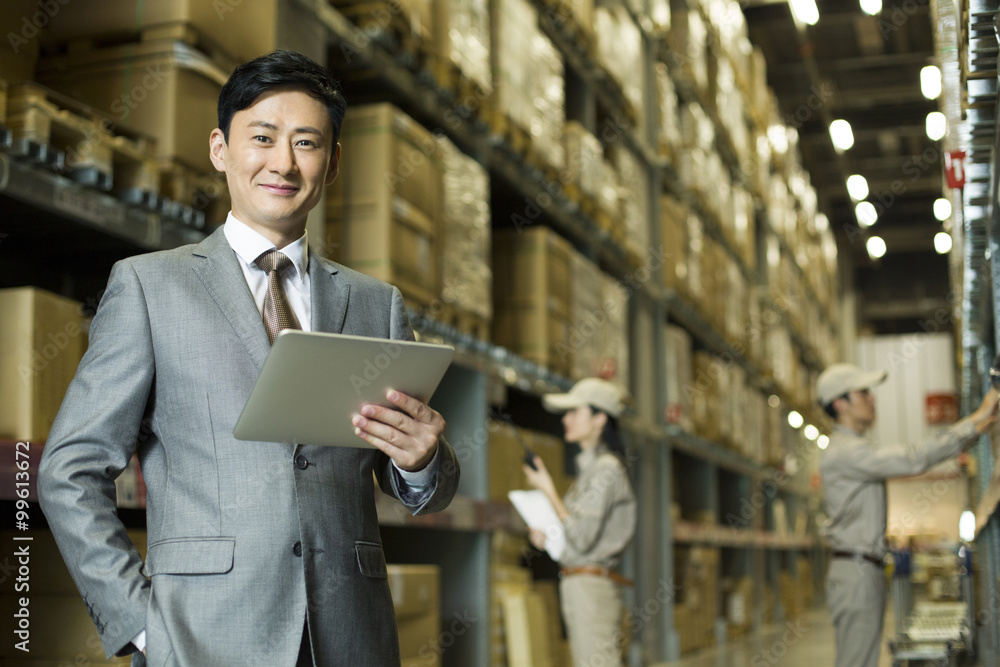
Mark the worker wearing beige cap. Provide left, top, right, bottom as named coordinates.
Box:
left=523, top=377, right=637, bottom=667
left=817, top=363, right=998, bottom=667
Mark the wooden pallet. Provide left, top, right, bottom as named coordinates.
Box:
left=47, top=20, right=240, bottom=76
left=159, top=159, right=230, bottom=228
left=338, top=1, right=432, bottom=71
left=6, top=82, right=158, bottom=195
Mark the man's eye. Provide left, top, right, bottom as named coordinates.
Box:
left=254, top=135, right=271, bottom=142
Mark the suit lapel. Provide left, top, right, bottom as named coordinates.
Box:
left=309, top=252, right=350, bottom=334
left=191, top=227, right=271, bottom=370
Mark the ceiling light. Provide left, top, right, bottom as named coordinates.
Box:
left=789, top=0, right=820, bottom=25
left=867, top=235, right=887, bottom=259
left=921, top=65, right=942, bottom=100
left=934, top=231, right=952, bottom=254
left=846, top=174, right=869, bottom=200
left=804, top=424, right=819, bottom=440
left=768, top=125, right=788, bottom=154
left=788, top=410, right=804, bottom=428
left=855, top=201, right=878, bottom=228
left=860, top=0, right=881, bottom=14
left=829, top=119, right=854, bottom=151
left=933, top=198, right=952, bottom=221
left=817, top=435, right=830, bottom=449
left=926, top=111, right=947, bottom=141
left=960, top=509, right=976, bottom=542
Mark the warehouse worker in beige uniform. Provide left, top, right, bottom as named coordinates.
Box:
left=523, top=378, right=637, bottom=667
left=817, top=363, right=998, bottom=667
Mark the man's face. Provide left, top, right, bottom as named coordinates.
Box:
left=841, top=388, right=876, bottom=428
left=209, top=88, right=340, bottom=244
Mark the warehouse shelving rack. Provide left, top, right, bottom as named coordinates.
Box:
left=0, top=0, right=835, bottom=664
left=946, top=0, right=1000, bottom=663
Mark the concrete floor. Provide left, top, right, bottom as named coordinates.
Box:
left=655, top=606, right=901, bottom=667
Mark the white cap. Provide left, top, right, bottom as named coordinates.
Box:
left=542, top=378, right=626, bottom=418
left=817, top=363, right=887, bottom=407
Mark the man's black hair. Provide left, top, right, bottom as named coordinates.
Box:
left=217, top=50, right=347, bottom=143
left=823, top=394, right=849, bottom=420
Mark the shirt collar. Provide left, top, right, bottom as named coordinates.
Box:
left=223, top=212, right=309, bottom=282
left=575, top=444, right=610, bottom=471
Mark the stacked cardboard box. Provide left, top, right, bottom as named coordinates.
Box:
left=432, top=0, right=492, bottom=95
left=388, top=565, right=442, bottom=666
left=594, top=5, right=644, bottom=128
left=491, top=0, right=564, bottom=171
left=35, top=40, right=229, bottom=176
left=326, top=103, right=442, bottom=308
left=437, top=135, right=492, bottom=325
left=611, top=144, right=650, bottom=263
left=0, top=287, right=85, bottom=443
left=664, top=325, right=694, bottom=431
left=669, top=10, right=709, bottom=97
left=598, top=273, right=630, bottom=396
left=569, top=253, right=604, bottom=381
left=489, top=422, right=568, bottom=503
left=563, top=121, right=604, bottom=204
left=674, top=546, right=719, bottom=654
left=0, top=0, right=41, bottom=83
left=724, top=576, right=754, bottom=639
left=655, top=63, right=681, bottom=158
left=491, top=563, right=533, bottom=667
left=43, top=0, right=281, bottom=64
left=492, top=227, right=574, bottom=376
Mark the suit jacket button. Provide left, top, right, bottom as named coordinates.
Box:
left=293, top=541, right=302, bottom=557
left=295, top=454, right=309, bottom=470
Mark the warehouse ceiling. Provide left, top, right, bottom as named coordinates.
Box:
left=742, top=0, right=949, bottom=334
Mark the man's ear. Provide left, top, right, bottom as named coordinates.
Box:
left=325, top=142, right=341, bottom=186
left=209, top=128, right=227, bottom=173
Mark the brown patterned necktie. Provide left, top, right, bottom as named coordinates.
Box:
left=254, top=249, right=301, bottom=344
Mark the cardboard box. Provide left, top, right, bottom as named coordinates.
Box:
left=503, top=592, right=554, bottom=667
left=438, top=135, right=491, bottom=322
left=0, top=0, right=41, bottom=83
left=432, top=0, right=492, bottom=95
left=598, top=273, right=630, bottom=395
left=0, top=288, right=85, bottom=442
left=492, top=227, right=574, bottom=376
left=42, top=0, right=281, bottom=65
left=327, top=104, right=443, bottom=307
left=569, top=252, right=603, bottom=381
left=388, top=565, right=441, bottom=663
left=35, top=40, right=228, bottom=174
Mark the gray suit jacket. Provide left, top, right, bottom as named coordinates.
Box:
left=37, top=227, right=460, bottom=666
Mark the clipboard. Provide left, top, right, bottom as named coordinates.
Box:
left=233, top=330, right=454, bottom=448
left=508, top=489, right=566, bottom=561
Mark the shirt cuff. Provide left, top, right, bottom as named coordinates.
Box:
left=131, top=630, right=146, bottom=653
left=393, top=447, right=440, bottom=493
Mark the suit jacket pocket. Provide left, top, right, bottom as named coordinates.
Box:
left=142, top=537, right=236, bottom=576
left=355, top=541, right=387, bottom=579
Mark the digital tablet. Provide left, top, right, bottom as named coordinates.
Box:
left=233, top=330, right=455, bottom=447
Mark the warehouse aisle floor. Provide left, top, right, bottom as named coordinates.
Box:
left=658, top=606, right=900, bottom=666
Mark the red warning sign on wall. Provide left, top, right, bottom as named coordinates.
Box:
left=944, top=151, right=966, bottom=190
left=926, top=393, right=958, bottom=424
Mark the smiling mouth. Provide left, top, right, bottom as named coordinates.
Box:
left=260, top=184, right=299, bottom=194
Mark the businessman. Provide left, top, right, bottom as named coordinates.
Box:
left=37, top=50, right=460, bottom=666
